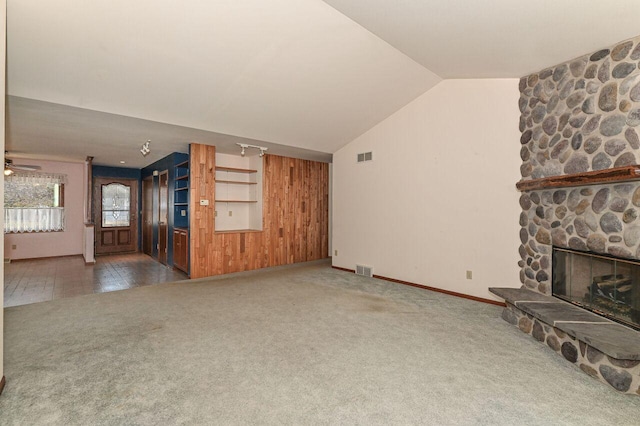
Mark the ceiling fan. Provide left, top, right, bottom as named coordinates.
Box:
left=4, top=158, right=42, bottom=176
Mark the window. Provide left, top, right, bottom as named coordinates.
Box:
left=4, top=172, right=66, bottom=233
left=101, top=183, right=130, bottom=227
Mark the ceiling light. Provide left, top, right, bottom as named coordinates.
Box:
left=140, top=140, right=151, bottom=157
left=4, top=168, right=13, bottom=176
left=236, top=143, right=268, bottom=157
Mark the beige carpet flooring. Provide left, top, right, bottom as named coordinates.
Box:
left=1, top=260, right=639, bottom=425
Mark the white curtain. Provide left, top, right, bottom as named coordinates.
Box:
left=5, top=207, right=65, bottom=233
left=4, top=171, right=67, bottom=233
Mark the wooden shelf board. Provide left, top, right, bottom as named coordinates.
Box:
left=175, top=187, right=189, bottom=191
left=175, top=202, right=188, bottom=206
left=214, top=228, right=263, bottom=234
left=214, top=200, right=258, bottom=203
left=215, top=180, right=257, bottom=185
left=175, top=160, right=189, bottom=168
left=516, top=165, right=640, bottom=191
left=176, top=175, right=189, bottom=181
left=215, top=166, right=257, bottom=173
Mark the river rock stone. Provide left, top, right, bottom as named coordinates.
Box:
left=520, top=163, right=533, bottom=177
left=532, top=321, right=545, bottom=341
left=620, top=99, right=632, bottom=112
left=590, top=49, right=610, bottom=61
left=628, top=108, right=640, bottom=127
left=542, top=116, right=557, bottom=135
left=535, top=228, right=551, bottom=245
left=569, top=115, right=587, bottom=128
left=564, top=154, right=589, bottom=174
left=551, top=228, right=567, bottom=247
left=535, top=206, right=544, bottom=219
left=527, top=74, right=539, bottom=87
left=632, top=42, right=640, bottom=60
left=570, top=133, right=583, bottom=150
left=567, top=190, right=580, bottom=210
left=532, top=105, right=547, bottom=123
left=623, top=225, right=640, bottom=247
left=555, top=205, right=567, bottom=219
left=620, top=74, right=640, bottom=95
left=520, top=146, right=530, bottom=161
left=592, top=152, right=612, bottom=170
left=552, top=190, right=567, bottom=204
left=566, top=91, right=586, bottom=109
left=585, top=212, right=598, bottom=231
left=600, top=115, right=626, bottom=136
left=530, top=192, right=540, bottom=204
left=559, top=79, right=575, bottom=100
left=547, top=335, right=560, bottom=352
left=609, top=246, right=633, bottom=259
left=633, top=187, right=640, bottom=206
left=608, top=357, right=640, bottom=369
left=611, top=62, right=636, bottom=79
left=581, top=96, right=595, bottom=114
left=583, top=136, right=602, bottom=154
left=550, top=139, right=569, bottom=159
left=614, top=184, right=633, bottom=195
left=598, top=59, right=610, bottom=83
left=587, top=234, right=607, bottom=252
left=625, top=128, right=640, bottom=149
left=586, top=80, right=600, bottom=94
left=575, top=199, right=590, bottom=215
left=521, top=129, right=532, bottom=144
left=610, top=197, right=628, bottom=212
left=598, top=82, right=618, bottom=111
left=612, top=41, right=634, bottom=60
left=575, top=79, right=586, bottom=90
left=600, top=212, right=623, bottom=234
left=610, top=235, right=623, bottom=243
left=604, top=139, right=627, bottom=156
left=519, top=97, right=528, bottom=113
left=553, top=64, right=568, bottom=82
left=614, top=152, right=636, bottom=167
left=518, top=316, right=533, bottom=333
left=580, top=364, right=599, bottom=378
left=574, top=217, right=590, bottom=238
left=586, top=345, right=604, bottom=363
left=568, top=237, right=588, bottom=251
left=519, top=212, right=528, bottom=227
left=599, top=365, right=632, bottom=392
left=623, top=208, right=638, bottom=223
left=583, top=115, right=601, bottom=134
left=519, top=228, right=529, bottom=244
left=585, top=63, right=598, bottom=79
left=631, top=82, right=640, bottom=102
left=561, top=342, right=578, bottom=363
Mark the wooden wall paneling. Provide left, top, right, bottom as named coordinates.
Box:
left=189, top=144, right=329, bottom=279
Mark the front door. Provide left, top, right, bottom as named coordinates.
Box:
left=94, top=177, right=138, bottom=255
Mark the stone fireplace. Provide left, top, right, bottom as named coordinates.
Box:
left=490, top=34, right=640, bottom=395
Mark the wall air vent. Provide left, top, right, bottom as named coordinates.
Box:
left=357, top=152, right=373, bottom=162
left=355, top=264, right=373, bottom=277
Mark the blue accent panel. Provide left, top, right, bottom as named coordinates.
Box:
left=140, top=152, right=189, bottom=268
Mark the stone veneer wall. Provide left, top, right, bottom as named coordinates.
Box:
left=518, top=35, right=640, bottom=294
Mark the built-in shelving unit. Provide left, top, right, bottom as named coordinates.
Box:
left=173, top=157, right=189, bottom=274
left=214, top=154, right=263, bottom=232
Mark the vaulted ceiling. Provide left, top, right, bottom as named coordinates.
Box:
left=6, top=0, right=640, bottom=167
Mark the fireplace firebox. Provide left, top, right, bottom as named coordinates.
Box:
left=552, top=247, right=640, bottom=330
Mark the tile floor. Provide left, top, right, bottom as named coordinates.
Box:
left=3, top=253, right=188, bottom=308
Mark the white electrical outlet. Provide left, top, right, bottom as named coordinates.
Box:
left=334, top=249, right=338, bottom=256
left=466, top=270, right=473, bottom=280
left=181, top=210, right=186, bottom=217
left=199, top=199, right=209, bottom=206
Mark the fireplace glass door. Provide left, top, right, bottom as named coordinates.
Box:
left=552, top=247, right=640, bottom=330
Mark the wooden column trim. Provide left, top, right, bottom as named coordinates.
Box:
left=332, top=266, right=506, bottom=307
left=516, top=165, right=640, bottom=191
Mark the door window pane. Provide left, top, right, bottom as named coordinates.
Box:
left=102, top=183, right=130, bottom=227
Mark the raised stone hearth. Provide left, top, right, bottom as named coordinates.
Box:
left=490, top=287, right=640, bottom=394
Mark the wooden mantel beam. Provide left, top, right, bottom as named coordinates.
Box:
left=516, top=165, right=640, bottom=192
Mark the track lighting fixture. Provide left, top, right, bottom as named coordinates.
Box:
left=140, top=140, right=151, bottom=157
left=236, top=143, right=268, bottom=157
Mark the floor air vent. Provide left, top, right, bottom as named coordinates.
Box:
left=356, top=265, right=373, bottom=277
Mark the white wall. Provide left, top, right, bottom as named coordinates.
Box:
left=1, top=0, right=7, bottom=386
left=332, top=79, right=522, bottom=300
left=4, top=159, right=85, bottom=260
